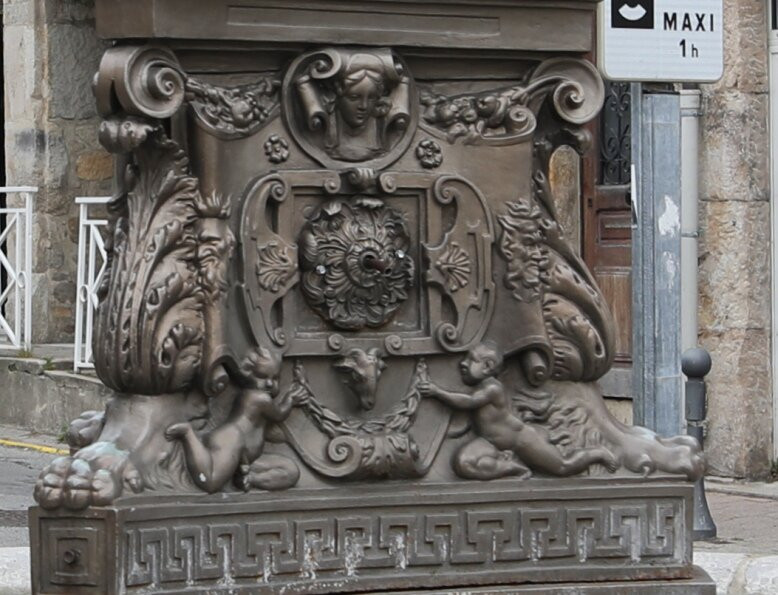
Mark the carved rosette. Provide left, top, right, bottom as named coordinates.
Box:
left=263, top=134, right=290, bottom=163
left=299, top=198, right=414, bottom=330
left=416, top=139, right=443, bottom=168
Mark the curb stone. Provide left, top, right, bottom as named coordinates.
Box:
left=0, top=548, right=30, bottom=595
left=695, top=552, right=748, bottom=593
left=743, top=556, right=778, bottom=595
left=696, top=552, right=778, bottom=594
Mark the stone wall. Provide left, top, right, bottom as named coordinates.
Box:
left=3, top=0, right=110, bottom=342
left=698, top=0, right=773, bottom=478
left=0, top=356, right=110, bottom=434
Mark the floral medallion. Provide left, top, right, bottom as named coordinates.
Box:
left=298, top=197, right=414, bottom=330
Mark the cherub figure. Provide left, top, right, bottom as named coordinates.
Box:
left=165, top=347, right=297, bottom=493
left=418, top=341, right=618, bottom=480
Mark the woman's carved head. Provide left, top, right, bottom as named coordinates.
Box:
left=333, top=55, right=392, bottom=128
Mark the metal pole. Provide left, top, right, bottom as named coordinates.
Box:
left=632, top=89, right=684, bottom=436
left=74, top=201, right=88, bottom=372
left=23, top=190, right=33, bottom=351
left=679, top=89, right=701, bottom=353
left=14, top=210, right=21, bottom=347
left=682, top=347, right=717, bottom=540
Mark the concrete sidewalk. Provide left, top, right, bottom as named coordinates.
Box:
left=694, top=490, right=778, bottom=593
left=1, top=424, right=777, bottom=594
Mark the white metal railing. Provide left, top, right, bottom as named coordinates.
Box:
left=0, top=187, right=36, bottom=351
left=74, top=196, right=111, bottom=372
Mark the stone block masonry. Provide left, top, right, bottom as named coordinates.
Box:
left=698, top=0, right=773, bottom=479
left=3, top=0, right=111, bottom=343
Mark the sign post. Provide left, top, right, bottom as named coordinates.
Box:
left=599, top=1, right=723, bottom=436
left=598, top=0, right=723, bottom=83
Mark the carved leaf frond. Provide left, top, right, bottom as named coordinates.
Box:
left=94, top=125, right=205, bottom=394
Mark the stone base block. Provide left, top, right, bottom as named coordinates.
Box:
left=30, top=476, right=704, bottom=594
left=381, top=566, right=716, bottom=594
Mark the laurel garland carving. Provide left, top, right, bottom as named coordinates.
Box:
left=420, top=88, right=536, bottom=144
left=290, top=360, right=429, bottom=478
left=420, top=57, right=603, bottom=146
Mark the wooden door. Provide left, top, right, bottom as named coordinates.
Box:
left=582, top=81, right=633, bottom=398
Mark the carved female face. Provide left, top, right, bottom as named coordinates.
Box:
left=336, top=73, right=382, bottom=129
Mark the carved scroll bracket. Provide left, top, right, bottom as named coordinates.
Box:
left=95, top=45, right=185, bottom=120
left=95, top=43, right=281, bottom=141
left=241, top=171, right=342, bottom=348
left=420, top=57, right=603, bottom=149
left=421, top=176, right=495, bottom=352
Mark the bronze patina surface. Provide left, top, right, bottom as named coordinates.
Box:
left=30, top=1, right=714, bottom=593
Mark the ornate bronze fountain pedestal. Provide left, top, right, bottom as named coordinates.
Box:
left=29, top=2, right=715, bottom=593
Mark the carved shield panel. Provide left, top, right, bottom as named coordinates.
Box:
left=240, top=170, right=495, bottom=357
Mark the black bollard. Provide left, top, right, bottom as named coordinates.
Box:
left=681, top=347, right=717, bottom=540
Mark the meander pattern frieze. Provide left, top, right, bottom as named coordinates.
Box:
left=123, top=498, right=685, bottom=589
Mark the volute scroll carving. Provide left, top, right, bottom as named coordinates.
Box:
left=95, top=45, right=186, bottom=120
left=419, top=57, right=603, bottom=147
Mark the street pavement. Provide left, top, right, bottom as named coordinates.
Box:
left=0, top=425, right=776, bottom=594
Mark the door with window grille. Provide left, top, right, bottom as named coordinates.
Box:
left=582, top=81, right=633, bottom=398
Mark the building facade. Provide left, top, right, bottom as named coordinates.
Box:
left=698, top=0, right=773, bottom=478
left=3, top=0, right=110, bottom=342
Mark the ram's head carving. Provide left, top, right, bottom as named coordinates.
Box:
left=333, top=347, right=387, bottom=411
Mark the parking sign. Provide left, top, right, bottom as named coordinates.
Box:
left=598, top=0, right=724, bottom=82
